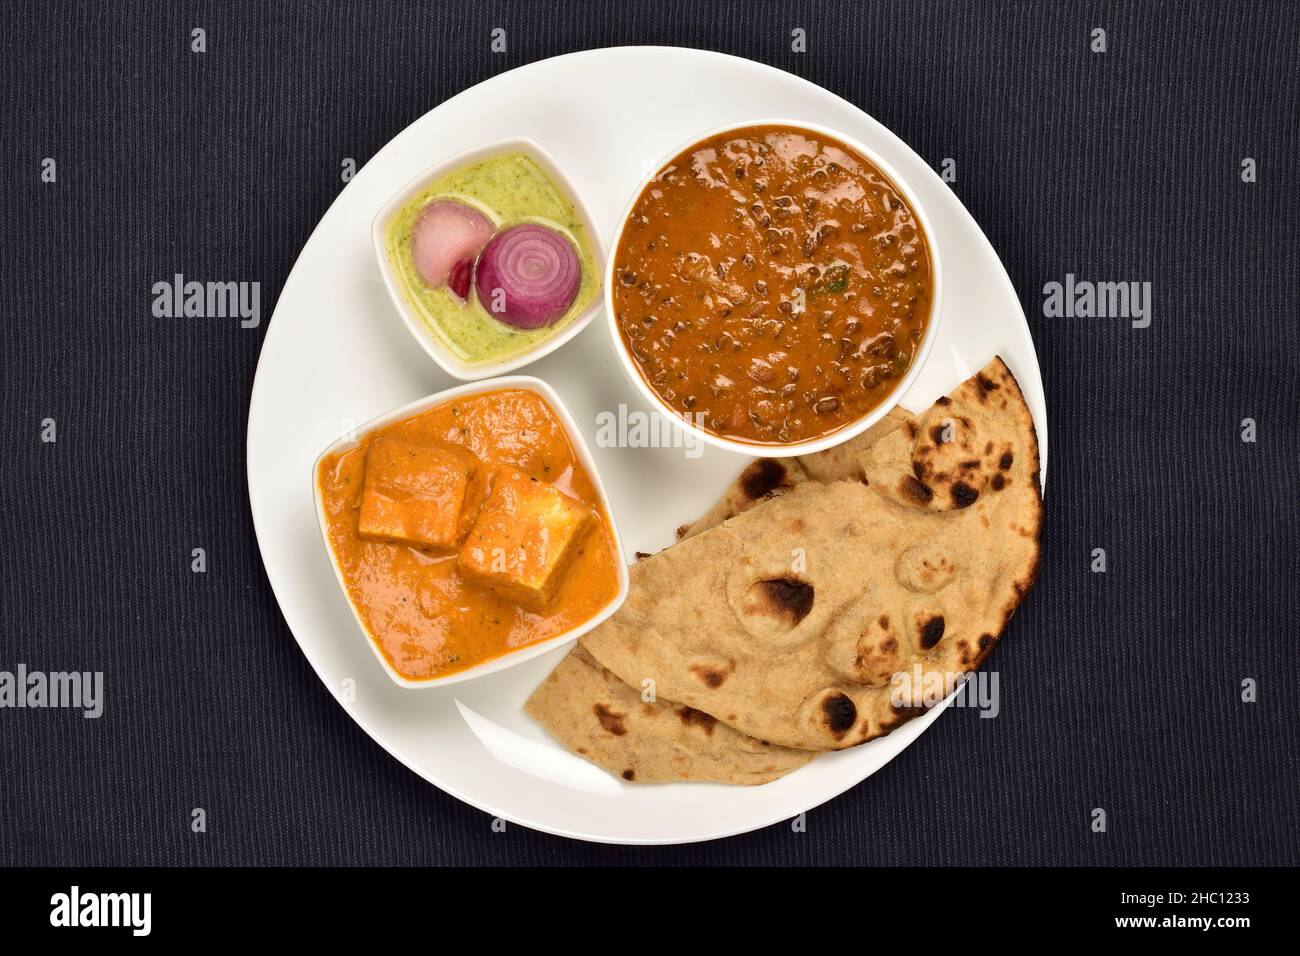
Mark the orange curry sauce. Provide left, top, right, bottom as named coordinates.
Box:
left=316, top=388, right=620, bottom=680
left=614, top=124, right=933, bottom=446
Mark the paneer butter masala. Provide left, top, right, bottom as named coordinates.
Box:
left=316, top=388, right=620, bottom=680
left=614, top=124, right=934, bottom=445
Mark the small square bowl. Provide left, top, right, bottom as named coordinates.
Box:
left=312, top=375, right=629, bottom=689
left=372, top=138, right=607, bottom=381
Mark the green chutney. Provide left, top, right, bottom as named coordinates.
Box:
left=385, top=152, right=598, bottom=365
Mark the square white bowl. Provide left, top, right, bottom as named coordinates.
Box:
left=372, top=137, right=607, bottom=381
left=312, top=375, right=629, bottom=689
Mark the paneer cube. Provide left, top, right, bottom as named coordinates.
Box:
left=457, top=466, right=593, bottom=607
left=357, top=438, right=480, bottom=549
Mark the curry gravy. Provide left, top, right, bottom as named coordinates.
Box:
left=614, top=124, right=933, bottom=445
left=316, top=388, right=620, bottom=680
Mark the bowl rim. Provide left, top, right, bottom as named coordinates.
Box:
left=603, top=117, right=944, bottom=458
left=372, top=136, right=608, bottom=382
left=311, top=374, right=630, bottom=689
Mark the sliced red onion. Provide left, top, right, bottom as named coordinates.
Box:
left=410, top=199, right=494, bottom=301
left=474, top=224, right=581, bottom=329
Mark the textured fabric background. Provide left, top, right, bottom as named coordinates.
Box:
left=1, top=1, right=1296, bottom=865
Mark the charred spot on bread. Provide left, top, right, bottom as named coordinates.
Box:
left=749, top=577, right=815, bottom=626
left=901, top=475, right=934, bottom=504
left=740, top=458, right=792, bottom=500
left=690, top=661, right=732, bottom=688
left=920, top=615, right=946, bottom=649
left=951, top=481, right=979, bottom=508
left=593, top=703, right=627, bottom=736
left=822, top=693, right=857, bottom=736
left=677, top=706, right=718, bottom=733
left=974, top=374, right=1000, bottom=399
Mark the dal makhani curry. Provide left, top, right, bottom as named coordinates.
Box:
left=316, top=388, right=621, bottom=680
left=613, top=124, right=934, bottom=446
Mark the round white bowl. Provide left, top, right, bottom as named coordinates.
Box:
left=604, top=118, right=944, bottom=458
left=311, top=375, right=629, bottom=689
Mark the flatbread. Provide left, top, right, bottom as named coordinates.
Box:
left=525, top=645, right=815, bottom=784
left=676, top=458, right=807, bottom=541
left=674, top=406, right=912, bottom=540
left=579, top=357, right=1041, bottom=751
left=798, top=406, right=912, bottom=483
left=860, top=361, right=1041, bottom=515
left=528, top=403, right=911, bottom=784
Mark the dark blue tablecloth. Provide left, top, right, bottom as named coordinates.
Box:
left=2, top=0, right=1296, bottom=865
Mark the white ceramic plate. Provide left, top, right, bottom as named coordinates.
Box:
left=247, top=47, right=1047, bottom=845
